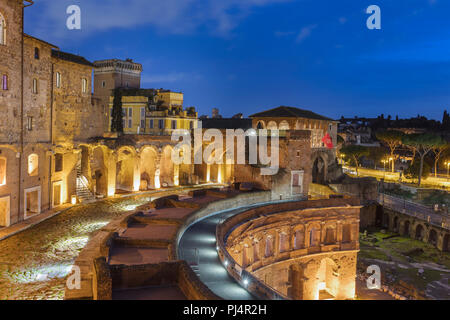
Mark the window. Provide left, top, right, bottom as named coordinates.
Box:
left=159, top=119, right=165, bottom=129
left=55, top=153, right=63, bottom=172
left=189, top=121, right=194, bottom=130
left=101, top=81, right=106, bottom=88
left=0, top=14, right=6, bottom=45
left=82, top=78, right=87, bottom=93
left=171, top=120, right=177, bottom=130
left=342, top=224, right=352, bottom=243
left=0, top=157, right=6, bottom=186
left=140, top=107, right=145, bottom=129
left=149, top=119, right=154, bottom=129
left=27, top=116, right=33, bottom=131
left=28, top=154, right=38, bottom=176
left=34, top=47, right=40, bottom=59
left=1, top=74, right=7, bottom=90
left=55, top=72, right=61, bottom=88
left=32, top=78, right=38, bottom=94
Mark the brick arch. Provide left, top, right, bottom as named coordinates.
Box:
left=402, top=219, right=411, bottom=236
left=415, top=223, right=426, bottom=241
left=443, top=234, right=450, bottom=252
left=428, top=229, right=438, bottom=247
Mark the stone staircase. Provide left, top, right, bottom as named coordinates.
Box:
left=76, top=164, right=95, bottom=203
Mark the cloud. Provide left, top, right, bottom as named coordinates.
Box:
left=27, top=0, right=291, bottom=39
left=296, top=24, right=317, bottom=44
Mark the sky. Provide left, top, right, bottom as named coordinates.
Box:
left=25, top=0, right=450, bottom=120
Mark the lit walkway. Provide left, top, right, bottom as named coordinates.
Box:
left=178, top=205, right=267, bottom=300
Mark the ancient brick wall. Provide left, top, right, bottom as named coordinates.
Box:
left=0, top=0, right=22, bottom=144
left=52, top=58, right=103, bottom=143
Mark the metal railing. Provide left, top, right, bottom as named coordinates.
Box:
left=378, top=193, right=450, bottom=230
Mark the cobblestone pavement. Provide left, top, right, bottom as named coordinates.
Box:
left=0, top=194, right=166, bottom=300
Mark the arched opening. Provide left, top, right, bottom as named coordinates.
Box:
left=316, top=258, right=339, bottom=300
left=116, top=148, right=135, bottom=192
left=0, top=13, right=6, bottom=45
left=160, top=146, right=174, bottom=187
left=415, top=224, right=425, bottom=241
left=256, top=121, right=265, bottom=129
left=312, top=156, right=326, bottom=184
left=375, top=206, right=384, bottom=227
left=267, top=121, right=278, bottom=130
left=279, top=120, right=290, bottom=130
left=403, top=220, right=410, bottom=237
left=443, top=234, right=450, bottom=252
left=28, top=154, right=38, bottom=176
left=428, top=229, right=438, bottom=247
left=34, top=47, right=40, bottom=59
left=393, top=216, right=399, bottom=233
left=140, top=147, right=157, bottom=190
left=92, top=147, right=108, bottom=197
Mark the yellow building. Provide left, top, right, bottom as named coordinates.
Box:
left=107, top=89, right=198, bottom=135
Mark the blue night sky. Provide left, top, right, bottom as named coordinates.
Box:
left=25, top=0, right=450, bottom=120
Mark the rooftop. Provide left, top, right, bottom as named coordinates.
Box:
left=250, top=106, right=333, bottom=121
left=24, top=34, right=59, bottom=49
left=51, top=49, right=93, bottom=67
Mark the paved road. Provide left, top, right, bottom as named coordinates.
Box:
left=178, top=206, right=258, bottom=300
left=0, top=186, right=209, bottom=300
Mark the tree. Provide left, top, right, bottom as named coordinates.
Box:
left=376, top=130, right=404, bottom=172
left=402, top=133, right=444, bottom=186
left=432, top=139, right=450, bottom=177
left=111, top=89, right=124, bottom=133
left=404, top=160, right=431, bottom=181
left=340, top=145, right=370, bottom=176
left=366, top=146, right=387, bottom=169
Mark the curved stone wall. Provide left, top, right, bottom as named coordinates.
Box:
left=216, top=198, right=361, bottom=300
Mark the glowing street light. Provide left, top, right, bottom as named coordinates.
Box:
left=445, top=161, right=450, bottom=179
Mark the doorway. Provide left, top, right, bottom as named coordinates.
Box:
left=24, top=186, right=41, bottom=219
left=0, top=196, right=10, bottom=227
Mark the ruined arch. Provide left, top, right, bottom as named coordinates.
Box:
left=279, top=120, right=290, bottom=130
left=428, top=229, right=438, bottom=247
left=316, top=258, right=339, bottom=299
left=443, top=234, right=450, bottom=252
left=256, top=121, right=265, bottom=129
left=393, top=216, right=399, bottom=233
left=403, top=220, right=411, bottom=237
left=160, top=145, right=174, bottom=187
left=312, top=155, right=326, bottom=184
left=116, top=147, right=136, bottom=192
left=140, top=146, right=158, bottom=190
left=92, top=146, right=108, bottom=196
left=267, top=121, right=278, bottom=130
left=415, top=224, right=425, bottom=241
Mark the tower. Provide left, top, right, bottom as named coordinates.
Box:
left=93, top=58, right=143, bottom=132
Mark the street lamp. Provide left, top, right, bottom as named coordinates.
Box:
left=445, top=161, right=450, bottom=179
